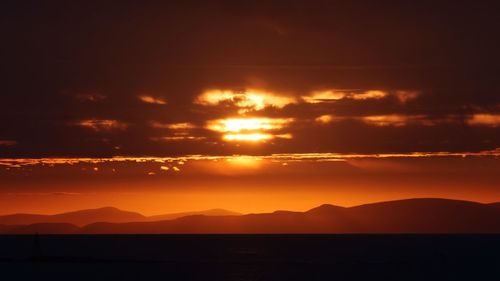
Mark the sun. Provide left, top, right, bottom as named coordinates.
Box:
left=206, top=117, right=293, bottom=142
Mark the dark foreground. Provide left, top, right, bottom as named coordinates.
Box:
left=1, top=235, right=499, bottom=281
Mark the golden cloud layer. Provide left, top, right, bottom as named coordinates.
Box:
left=195, top=89, right=296, bottom=114
left=206, top=118, right=293, bottom=132
left=206, top=117, right=293, bottom=142
left=138, top=95, right=167, bottom=105
left=1, top=148, right=499, bottom=168
left=151, top=122, right=196, bottom=129
left=302, top=90, right=419, bottom=103
left=467, top=114, right=500, bottom=127
left=76, top=119, right=128, bottom=131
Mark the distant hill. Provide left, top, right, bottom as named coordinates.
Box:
left=2, top=199, right=500, bottom=234
left=0, top=207, right=146, bottom=227
left=78, top=198, right=500, bottom=234
left=0, top=207, right=241, bottom=227
left=147, top=209, right=241, bottom=221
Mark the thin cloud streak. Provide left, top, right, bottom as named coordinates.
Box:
left=1, top=148, right=498, bottom=168
left=138, top=95, right=167, bottom=105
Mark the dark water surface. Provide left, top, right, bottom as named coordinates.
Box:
left=1, top=235, right=499, bottom=280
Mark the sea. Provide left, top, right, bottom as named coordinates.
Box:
left=1, top=234, right=499, bottom=280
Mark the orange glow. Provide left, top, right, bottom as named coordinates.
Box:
left=206, top=117, right=293, bottom=142
left=195, top=89, right=296, bottom=113
left=76, top=119, right=128, bottom=131
left=225, top=156, right=263, bottom=167
left=151, top=122, right=196, bottom=129
left=361, top=114, right=427, bottom=127
left=302, top=90, right=346, bottom=103
left=1, top=149, right=500, bottom=168
left=302, top=90, right=389, bottom=103
left=206, top=118, right=292, bottom=132
left=138, top=95, right=167, bottom=105
left=395, top=90, right=419, bottom=103
left=467, top=114, right=500, bottom=127
left=351, top=90, right=387, bottom=100
left=151, top=136, right=206, bottom=141
left=222, top=133, right=273, bottom=142
left=315, top=114, right=334, bottom=124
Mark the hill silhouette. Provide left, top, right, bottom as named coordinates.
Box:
left=0, top=207, right=240, bottom=227
left=1, top=198, right=500, bottom=234
left=0, top=207, right=145, bottom=227
left=147, top=209, right=241, bottom=221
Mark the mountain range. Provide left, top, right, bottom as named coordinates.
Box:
left=1, top=198, right=499, bottom=234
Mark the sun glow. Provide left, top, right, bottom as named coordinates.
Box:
left=195, top=89, right=296, bottom=114
left=206, top=118, right=292, bottom=132
left=206, top=117, right=293, bottom=142
left=222, top=133, right=273, bottom=141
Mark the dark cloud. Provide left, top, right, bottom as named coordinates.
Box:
left=1, top=0, right=499, bottom=157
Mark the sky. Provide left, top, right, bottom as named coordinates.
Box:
left=0, top=1, right=499, bottom=214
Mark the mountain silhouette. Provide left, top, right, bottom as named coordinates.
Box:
left=147, top=209, right=241, bottom=221
left=0, top=207, right=240, bottom=227
left=2, top=198, right=500, bottom=234
left=0, top=207, right=145, bottom=227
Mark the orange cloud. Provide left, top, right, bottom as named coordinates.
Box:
left=206, top=117, right=293, bottom=142
left=302, top=90, right=388, bottom=103
left=466, top=114, right=500, bottom=127
left=1, top=148, right=499, bottom=169
left=350, top=90, right=387, bottom=100
left=395, top=90, right=420, bottom=103
left=222, top=133, right=274, bottom=142
left=314, top=114, right=338, bottom=124
left=302, top=90, right=346, bottom=103
left=151, top=136, right=206, bottom=141
left=151, top=122, right=196, bottom=129
left=195, top=89, right=296, bottom=114
left=361, top=115, right=427, bottom=127
left=303, top=89, right=419, bottom=103
left=206, top=118, right=292, bottom=132
left=138, top=95, right=167, bottom=105
left=76, top=119, right=128, bottom=131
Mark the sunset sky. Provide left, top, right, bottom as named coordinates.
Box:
left=1, top=1, right=499, bottom=215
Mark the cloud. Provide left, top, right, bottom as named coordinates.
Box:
left=350, top=90, right=387, bottom=100
left=195, top=89, right=296, bottom=114
left=312, top=114, right=458, bottom=127
left=75, top=94, right=106, bottom=102
left=206, top=117, right=294, bottom=142
left=206, top=118, right=292, bottom=132
left=466, top=114, right=500, bottom=127
left=151, top=122, right=197, bottom=129
left=395, top=91, right=420, bottom=104
left=1, top=148, right=499, bottom=169
left=76, top=119, right=128, bottom=131
left=302, top=90, right=419, bottom=104
left=151, top=136, right=206, bottom=141
left=361, top=115, right=427, bottom=127
left=138, top=95, right=167, bottom=105
left=302, top=90, right=347, bottom=103
left=0, top=140, right=17, bottom=146
left=315, top=114, right=333, bottom=124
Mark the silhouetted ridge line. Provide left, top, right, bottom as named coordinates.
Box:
left=1, top=198, right=499, bottom=234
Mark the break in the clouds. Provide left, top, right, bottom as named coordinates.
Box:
left=0, top=1, right=499, bottom=157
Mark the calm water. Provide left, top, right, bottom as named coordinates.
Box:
left=1, top=235, right=499, bottom=280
